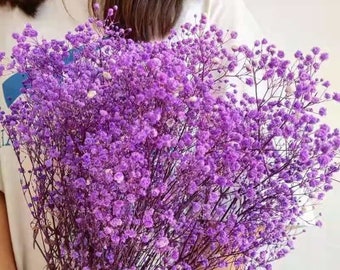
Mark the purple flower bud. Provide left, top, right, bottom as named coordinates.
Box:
left=45, top=159, right=52, bottom=168
left=315, top=220, right=322, bottom=227
left=125, top=229, right=137, bottom=238
left=100, top=110, right=108, bottom=117
left=246, top=78, right=254, bottom=86
left=114, top=172, right=124, bottom=183
left=294, top=50, right=303, bottom=59
left=156, top=237, right=169, bottom=248
left=319, top=107, right=327, bottom=116
left=333, top=92, right=340, bottom=102
left=312, top=47, right=320, bottom=55
left=230, top=31, right=238, bottom=39
left=320, top=52, right=329, bottom=61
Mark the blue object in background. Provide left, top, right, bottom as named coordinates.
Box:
left=2, top=72, right=28, bottom=108
left=63, top=48, right=77, bottom=64
left=2, top=48, right=79, bottom=108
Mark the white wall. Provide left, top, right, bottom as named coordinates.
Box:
left=243, top=1, right=340, bottom=269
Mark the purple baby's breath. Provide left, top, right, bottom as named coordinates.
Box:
left=1, top=12, right=339, bottom=270
left=113, top=172, right=124, bottom=183
left=320, top=52, right=329, bottom=61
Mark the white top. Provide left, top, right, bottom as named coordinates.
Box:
left=0, top=0, right=262, bottom=269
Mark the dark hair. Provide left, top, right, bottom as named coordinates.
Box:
left=0, top=0, right=184, bottom=42
left=0, top=0, right=46, bottom=16
left=90, top=0, right=183, bottom=41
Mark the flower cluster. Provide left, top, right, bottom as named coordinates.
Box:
left=1, top=13, right=339, bottom=270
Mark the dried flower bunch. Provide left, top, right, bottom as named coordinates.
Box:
left=1, top=9, right=339, bottom=270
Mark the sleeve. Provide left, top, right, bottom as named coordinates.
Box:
left=205, top=0, right=263, bottom=45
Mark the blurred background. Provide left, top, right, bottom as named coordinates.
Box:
left=244, top=0, right=340, bottom=269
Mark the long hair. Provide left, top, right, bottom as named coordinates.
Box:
left=0, top=0, right=184, bottom=41
left=90, top=0, right=183, bottom=41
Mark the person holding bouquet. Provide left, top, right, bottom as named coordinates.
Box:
left=0, top=0, right=265, bottom=269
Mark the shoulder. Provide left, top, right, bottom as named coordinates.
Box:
left=176, top=0, right=262, bottom=45
left=0, top=0, right=88, bottom=55
left=0, top=5, right=32, bottom=54
left=205, top=0, right=263, bottom=45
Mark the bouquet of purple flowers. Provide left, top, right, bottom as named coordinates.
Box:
left=1, top=11, right=339, bottom=270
